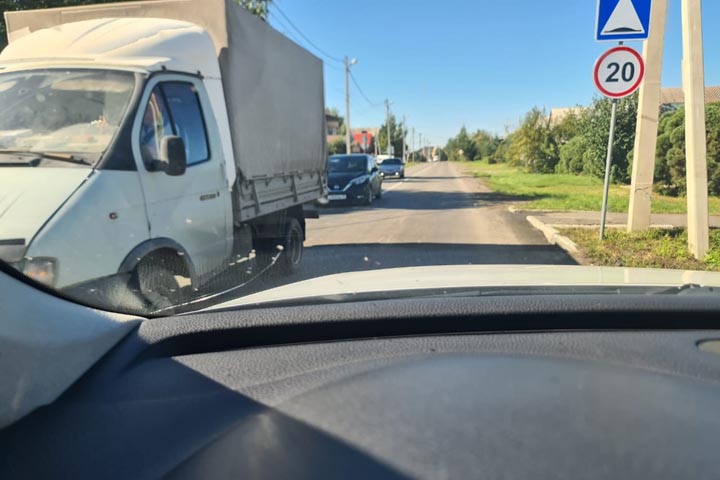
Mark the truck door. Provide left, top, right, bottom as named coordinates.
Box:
left=132, top=75, right=231, bottom=283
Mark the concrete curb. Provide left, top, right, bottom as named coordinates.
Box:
left=525, top=215, right=593, bottom=266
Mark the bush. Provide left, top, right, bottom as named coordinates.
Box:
left=557, top=135, right=589, bottom=174
left=653, top=103, right=720, bottom=196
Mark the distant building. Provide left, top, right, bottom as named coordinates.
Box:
left=325, top=111, right=341, bottom=139
left=549, top=107, right=584, bottom=126
left=660, top=86, right=720, bottom=108
left=351, top=127, right=379, bottom=154
left=324, top=110, right=379, bottom=153
left=549, top=87, right=720, bottom=124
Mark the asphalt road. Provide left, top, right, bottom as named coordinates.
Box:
left=175, top=161, right=577, bottom=311
left=294, top=161, right=575, bottom=282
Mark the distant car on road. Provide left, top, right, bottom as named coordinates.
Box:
left=326, top=154, right=383, bottom=205
left=378, top=157, right=405, bottom=179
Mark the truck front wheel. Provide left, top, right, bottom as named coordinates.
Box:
left=131, top=252, right=188, bottom=310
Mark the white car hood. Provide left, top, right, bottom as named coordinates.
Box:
left=0, top=167, right=92, bottom=251
left=209, top=264, right=720, bottom=309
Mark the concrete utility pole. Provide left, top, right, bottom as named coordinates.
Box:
left=628, top=0, right=668, bottom=232
left=344, top=56, right=357, bottom=154
left=681, top=0, right=709, bottom=258
left=411, top=127, right=415, bottom=161
left=402, top=116, right=406, bottom=162
left=385, top=99, right=392, bottom=156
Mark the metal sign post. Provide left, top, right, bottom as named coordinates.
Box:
left=600, top=98, right=619, bottom=240
left=593, top=43, right=645, bottom=239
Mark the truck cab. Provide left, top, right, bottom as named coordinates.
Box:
left=0, top=1, right=327, bottom=312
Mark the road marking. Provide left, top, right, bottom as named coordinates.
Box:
left=383, top=180, right=408, bottom=192
left=382, top=164, right=436, bottom=193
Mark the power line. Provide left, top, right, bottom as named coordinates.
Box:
left=268, top=11, right=344, bottom=74
left=268, top=13, right=304, bottom=45
left=349, top=70, right=382, bottom=108
left=271, top=3, right=343, bottom=64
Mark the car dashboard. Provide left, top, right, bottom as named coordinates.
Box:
left=2, top=294, right=720, bottom=479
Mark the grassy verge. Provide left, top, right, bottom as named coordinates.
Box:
left=459, top=160, right=720, bottom=214
left=561, top=227, right=720, bottom=271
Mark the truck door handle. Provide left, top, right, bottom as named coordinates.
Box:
left=200, top=192, right=219, bottom=201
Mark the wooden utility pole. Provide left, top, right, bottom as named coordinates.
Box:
left=627, top=0, right=668, bottom=232
left=681, top=0, right=709, bottom=258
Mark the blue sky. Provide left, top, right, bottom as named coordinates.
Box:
left=269, top=0, right=720, bottom=145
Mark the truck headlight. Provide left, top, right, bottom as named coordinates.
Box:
left=23, top=257, right=58, bottom=287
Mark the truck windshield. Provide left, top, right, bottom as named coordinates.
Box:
left=0, top=69, right=135, bottom=156
left=329, top=156, right=366, bottom=173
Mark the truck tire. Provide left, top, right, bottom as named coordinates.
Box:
left=131, top=252, right=187, bottom=310
left=277, top=217, right=304, bottom=276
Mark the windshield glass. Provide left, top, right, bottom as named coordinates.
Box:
left=329, top=155, right=366, bottom=173
left=2, top=0, right=720, bottom=318
left=0, top=69, right=135, bottom=155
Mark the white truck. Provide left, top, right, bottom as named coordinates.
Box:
left=0, top=0, right=327, bottom=309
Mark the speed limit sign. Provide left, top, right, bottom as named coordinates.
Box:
left=593, top=46, right=645, bottom=98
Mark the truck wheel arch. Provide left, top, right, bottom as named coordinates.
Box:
left=119, top=239, right=197, bottom=284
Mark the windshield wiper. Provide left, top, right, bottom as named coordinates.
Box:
left=0, top=150, right=92, bottom=166
left=0, top=151, right=41, bottom=167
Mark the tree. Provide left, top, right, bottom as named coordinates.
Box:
left=653, top=102, right=720, bottom=196
left=552, top=95, right=638, bottom=182
left=327, top=137, right=346, bottom=156
left=577, top=94, right=638, bottom=183
left=446, top=126, right=477, bottom=161
left=378, top=114, right=406, bottom=158
left=238, top=0, right=271, bottom=20
left=0, top=0, right=271, bottom=50
left=472, top=129, right=500, bottom=161
left=491, top=134, right=514, bottom=164
left=436, top=147, right=449, bottom=162
left=551, top=110, right=582, bottom=146
left=556, top=135, right=591, bottom=175
left=505, top=107, right=558, bottom=173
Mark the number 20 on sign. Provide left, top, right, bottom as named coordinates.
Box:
left=594, top=46, right=645, bottom=98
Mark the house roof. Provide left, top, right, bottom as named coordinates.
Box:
left=549, top=107, right=584, bottom=125
left=660, top=86, right=720, bottom=105
left=351, top=127, right=380, bottom=135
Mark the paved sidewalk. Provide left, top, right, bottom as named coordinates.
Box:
left=523, top=210, right=720, bottom=228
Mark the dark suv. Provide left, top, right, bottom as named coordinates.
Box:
left=326, top=154, right=383, bottom=205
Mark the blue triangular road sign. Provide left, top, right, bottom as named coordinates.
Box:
left=596, top=0, right=652, bottom=42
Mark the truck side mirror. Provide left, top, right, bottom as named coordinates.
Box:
left=160, top=136, right=187, bottom=176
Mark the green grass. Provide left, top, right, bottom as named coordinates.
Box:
left=459, top=160, right=720, bottom=214
left=561, top=227, right=720, bottom=271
